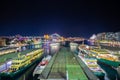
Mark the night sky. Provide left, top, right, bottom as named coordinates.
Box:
left=0, top=0, right=120, bottom=38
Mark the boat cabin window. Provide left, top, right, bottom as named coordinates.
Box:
left=11, top=68, right=16, bottom=71
left=12, top=63, right=19, bottom=65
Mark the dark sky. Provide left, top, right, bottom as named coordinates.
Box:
left=0, top=0, right=120, bottom=38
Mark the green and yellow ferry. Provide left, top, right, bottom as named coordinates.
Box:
left=90, top=48, right=120, bottom=68
left=0, top=49, right=44, bottom=80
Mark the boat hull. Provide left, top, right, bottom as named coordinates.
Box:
left=97, top=58, right=120, bottom=68
left=94, top=71, right=105, bottom=80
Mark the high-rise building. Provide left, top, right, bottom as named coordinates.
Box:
left=114, top=32, right=120, bottom=41
left=96, top=32, right=120, bottom=41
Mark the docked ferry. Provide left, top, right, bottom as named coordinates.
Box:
left=90, top=48, right=120, bottom=68
left=0, top=47, right=17, bottom=56
left=78, top=45, right=105, bottom=79
left=0, top=49, right=44, bottom=80
left=78, top=54, right=105, bottom=79
left=33, top=55, right=51, bottom=77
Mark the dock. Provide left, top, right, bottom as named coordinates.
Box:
left=38, top=47, right=98, bottom=80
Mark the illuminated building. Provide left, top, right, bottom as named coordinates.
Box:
left=0, top=38, right=6, bottom=46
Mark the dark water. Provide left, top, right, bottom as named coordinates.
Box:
left=98, top=62, right=120, bottom=80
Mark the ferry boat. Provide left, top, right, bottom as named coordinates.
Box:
left=78, top=45, right=105, bottom=79
left=0, top=47, right=16, bottom=56
left=91, top=48, right=120, bottom=68
left=33, top=55, right=51, bottom=77
left=0, top=49, right=44, bottom=80
left=78, top=54, right=105, bottom=79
